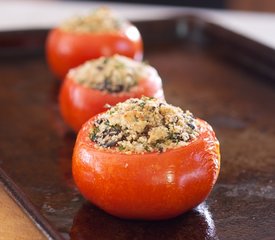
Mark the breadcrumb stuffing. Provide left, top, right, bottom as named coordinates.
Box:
left=60, top=7, right=127, bottom=33
left=90, top=97, right=200, bottom=153
left=69, top=55, right=155, bottom=93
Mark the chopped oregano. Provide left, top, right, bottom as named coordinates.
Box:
left=70, top=55, right=155, bottom=94
left=89, top=97, right=200, bottom=154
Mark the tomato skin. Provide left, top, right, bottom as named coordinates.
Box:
left=59, top=71, right=164, bottom=132
left=72, top=117, right=220, bottom=220
left=46, top=26, right=143, bottom=79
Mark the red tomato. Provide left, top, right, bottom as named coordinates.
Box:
left=59, top=71, right=164, bottom=132
left=46, top=25, right=143, bottom=79
left=72, top=117, right=220, bottom=220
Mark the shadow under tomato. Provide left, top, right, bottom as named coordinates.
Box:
left=58, top=130, right=77, bottom=188
left=70, top=202, right=218, bottom=240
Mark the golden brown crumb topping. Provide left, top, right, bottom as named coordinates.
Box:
left=60, top=7, right=127, bottom=33
left=90, top=97, right=200, bottom=153
left=69, top=55, right=155, bottom=93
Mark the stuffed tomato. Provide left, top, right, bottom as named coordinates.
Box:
left=72, top=97, right=220, bottom=220
left=46, top=7, right=143, bottom=79
left=59, top=55, right=164, bottom=131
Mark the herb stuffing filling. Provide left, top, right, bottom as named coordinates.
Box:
left=60, top=7, right=127, bottom=33
left=90, top=97, right=200, bottom=153
left=69, top=55, right=152, bottom=93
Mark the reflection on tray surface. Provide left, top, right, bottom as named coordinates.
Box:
left=70, top=202, right=217, bottom=240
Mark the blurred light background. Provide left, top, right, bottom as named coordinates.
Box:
left=70, top=0, right=275, bottom=12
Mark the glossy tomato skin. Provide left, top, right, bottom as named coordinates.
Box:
left=72, top=117, right=220, bottom=220
left=59, top=69, right=164, bottom=132
left=46, top=25, right=143, bottom=79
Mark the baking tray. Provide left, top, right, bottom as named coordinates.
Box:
left=0, top=16, right=275, bottom=240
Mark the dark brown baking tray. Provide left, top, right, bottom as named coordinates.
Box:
left=0, top=16, right=275, bottom=240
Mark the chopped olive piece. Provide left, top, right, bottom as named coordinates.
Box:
left=69, top=55, right=151, bottom=93
left=89, top=97, right=200, bottom=154
left=60, top=7, right=127, bottom=33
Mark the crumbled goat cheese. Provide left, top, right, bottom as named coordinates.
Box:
left=60, top=7, right=127, bottom=33
left=90, top=97, right=200, bottom=153
left=69, top=55, right=153, bottom=93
